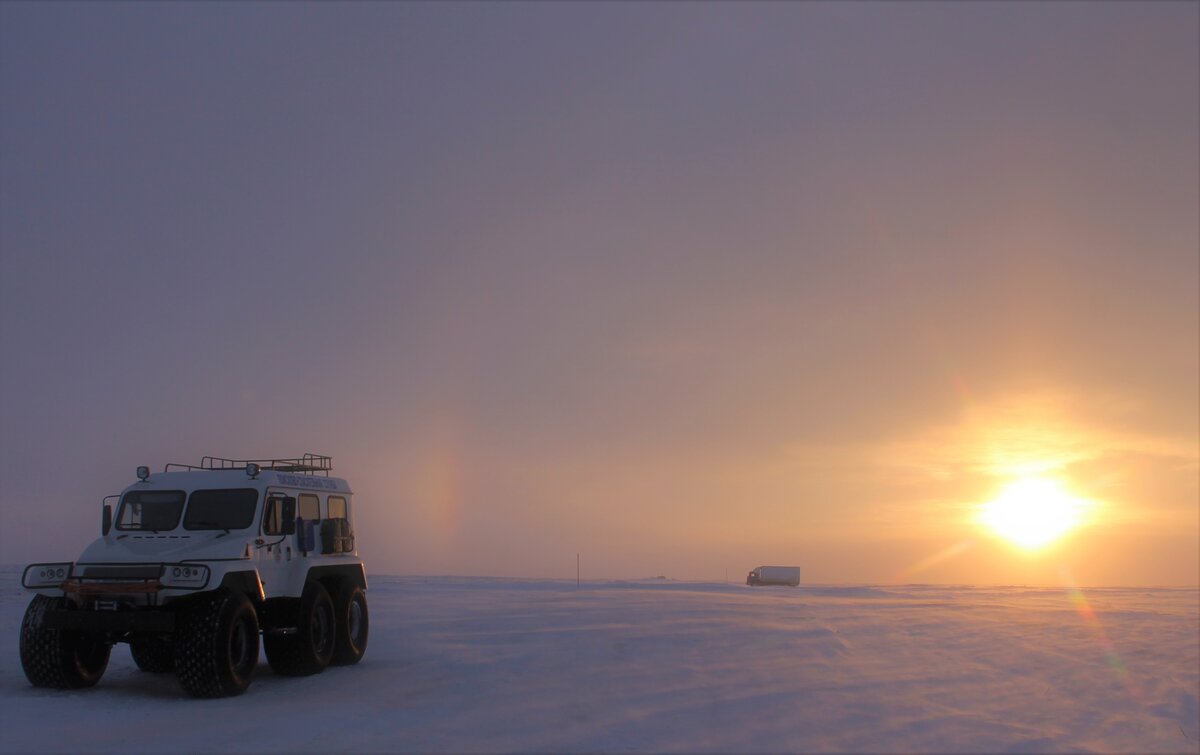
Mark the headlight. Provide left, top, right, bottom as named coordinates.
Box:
left=161, top=564, right=210, bottom=588
left=22, top=563, right=72, bottom=588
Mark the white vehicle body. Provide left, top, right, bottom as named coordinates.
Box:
left=19, top=455, right=369, bottom=697
left=746, top=566, right=801, bottom=587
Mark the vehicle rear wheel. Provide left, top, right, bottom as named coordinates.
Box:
left=19, top=595, right=111, bottom=689
left=264, top=581, right=335, bottom=676
left=331, top=581, right=368, bottom=666
left=130, top=636, right=174, bottom=673
left=174, top=590, right=259, bottom=698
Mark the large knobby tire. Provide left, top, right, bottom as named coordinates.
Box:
left=264, top=581, right=335, bottom=676
left=19, top=594, right=111, bottom=689
left=173, top=590, right=260, bottom=698
left=331, top=581, right=368, bottom=666
left=129, top=636, right=174, bottom=673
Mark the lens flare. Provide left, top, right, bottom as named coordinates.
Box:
left=893, top=539, right=975, bottom=583
left=1059, top=569, right=1140, bottom=699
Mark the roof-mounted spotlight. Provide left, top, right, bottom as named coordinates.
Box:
left=246, top=462, right=260, bottom=479
left=136, top=466, right=150, bottom=482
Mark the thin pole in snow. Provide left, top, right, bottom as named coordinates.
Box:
left=576, top=553, right=580, bottom=589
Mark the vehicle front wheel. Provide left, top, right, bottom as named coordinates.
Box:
left=174, top=590, right=259, bottom=698
left=19, top=595, right=111, bottom=689
left=331, top=581, right=368, bottom=665
left=264, top=581, right=334, bottom=676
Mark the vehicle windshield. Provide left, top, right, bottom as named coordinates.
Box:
left=117, top=491, right=185, bottom=531
left=184, top=489, right=259, bottom=531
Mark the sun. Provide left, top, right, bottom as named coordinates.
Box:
left=978, top=477, right=1089, bottom=550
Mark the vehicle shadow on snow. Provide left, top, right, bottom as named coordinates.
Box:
left=76, top=656, right=375, bottom=701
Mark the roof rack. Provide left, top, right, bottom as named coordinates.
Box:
left=164, top=454, right=332, bottom=476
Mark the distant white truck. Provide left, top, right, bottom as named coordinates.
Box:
left=746, top=566, right=800, bottom=586
left=19, top=454, right=368, bottom=698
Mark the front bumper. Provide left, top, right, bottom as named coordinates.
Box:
left=23, top=562, right=212, bottom=593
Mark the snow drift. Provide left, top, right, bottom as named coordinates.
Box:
left=1, top=569, right=1196, bottom=753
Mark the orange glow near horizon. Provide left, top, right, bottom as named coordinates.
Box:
left=977, top=476, right=1092, bottom=551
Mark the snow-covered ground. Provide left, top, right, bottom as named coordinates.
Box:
left=1, top=570, right=1196, bottom=753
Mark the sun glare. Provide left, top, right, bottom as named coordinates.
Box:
left=978, top=477, right=1089, bottom=550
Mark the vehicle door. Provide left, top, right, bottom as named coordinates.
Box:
left=256, top=488, right=297, bottom=598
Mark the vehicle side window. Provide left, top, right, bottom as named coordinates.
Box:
left=262, top=495, right=296, bottom=536
left=298, top=493, right=320, bottom=522
left=321, top=495, right=353, bottom=554
left=117, top=491, right=185, bottom=531
left=328, top=495, right=348, bottom=520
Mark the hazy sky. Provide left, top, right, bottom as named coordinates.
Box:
left=2, top=2, right=1196, bottom=586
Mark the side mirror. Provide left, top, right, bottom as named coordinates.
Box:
left=102, top=504, right=113, bottom=536
left=281, top=497, right=296, bottom=535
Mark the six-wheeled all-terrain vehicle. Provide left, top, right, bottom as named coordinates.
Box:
left=20, top=454, right=368, bottom=698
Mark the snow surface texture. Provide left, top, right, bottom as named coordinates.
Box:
left=1, top=570, right=1197, bottom=753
